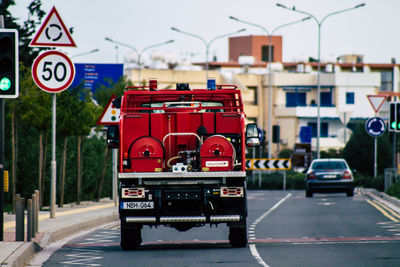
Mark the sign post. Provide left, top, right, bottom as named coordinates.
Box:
left=31, top=50, right=75, bottom=218
left=30, top=6, right=76, bottom=218
left=365, top=116, right=386, bottom=179
left=97, top=95, right=120, bottom=206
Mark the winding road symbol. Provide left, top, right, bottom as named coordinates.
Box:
left=365, top=117, right=386, bottom=137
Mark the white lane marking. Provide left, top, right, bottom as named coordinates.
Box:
left=249, top=193, right=292, bottom=267
left=250, top=244, right=269, bottom=267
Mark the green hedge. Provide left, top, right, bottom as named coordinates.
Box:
left=247, top=171, right=305, bottom=190
left=387, top=182, right=400, bottom=199
left=247, top=171, right=384, bottom=191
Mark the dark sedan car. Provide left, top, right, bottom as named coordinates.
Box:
left=305, top=158, right=354, bottom=197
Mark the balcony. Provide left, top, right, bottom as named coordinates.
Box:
left=275, top=105, right=338, bottom=118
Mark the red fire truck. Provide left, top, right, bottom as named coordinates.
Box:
left=106, top=80, right=260, bottom=250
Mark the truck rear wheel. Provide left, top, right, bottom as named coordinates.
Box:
left=120, top=226, right=142, bottom=250
left=229, top=227, right=247, bottom=247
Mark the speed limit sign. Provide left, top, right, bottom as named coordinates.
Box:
left=32, top=50, right=75, bottom=93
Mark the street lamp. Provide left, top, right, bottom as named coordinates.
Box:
left=276, top=3, right=366, bottom=159
left=71, top=48, right=99, bottom=59
left=105, top=37, right=174, bottom=85
left=229, top=16, right=310, bottom=159
left=170, top=27, right=246, bottom=79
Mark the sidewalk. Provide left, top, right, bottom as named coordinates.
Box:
left=1, top=198, right=118, bottom=267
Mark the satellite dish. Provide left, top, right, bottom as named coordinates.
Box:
left=337, top=128, right=353, bottom=144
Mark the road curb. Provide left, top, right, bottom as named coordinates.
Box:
left=38, top=212, right=118, bottom=248
left=367, top=188, right=400, bottom=213
left=5, top=211, right=118, bottom=267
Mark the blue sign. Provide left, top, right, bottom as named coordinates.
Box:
left=299, top=126, right=312, bottom=143
left=365, top=117, right=386, bottom=137
left=70, top=63, right=123, bottom=93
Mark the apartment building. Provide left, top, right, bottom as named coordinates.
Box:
left=124, top=35, right=398, bottom=156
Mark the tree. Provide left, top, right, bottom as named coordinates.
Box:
left=343, top=122, right=392, bottom=176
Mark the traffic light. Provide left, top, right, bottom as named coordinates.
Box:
left=0, top=29, right=18, bottom=98
left=272, top=125, right=280, bottom=143
left=389, top=102, right=396, bottom=132
left=397, top=102, right=400, bottom=131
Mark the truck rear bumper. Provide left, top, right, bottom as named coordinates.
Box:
left=125, top=215, right=241, bottom=223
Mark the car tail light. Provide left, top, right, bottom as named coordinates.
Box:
left=220, top=187, right=244, bottom=197
left=307, top=172, right=317, bottom=180
left=342, top=170, right=352, bottom=179
left=122, top=188, right=145, bottom=198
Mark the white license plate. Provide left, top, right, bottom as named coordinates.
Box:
left=323, top=174, right=337, bottom=179
left=123, top=202, right=154, bottom=209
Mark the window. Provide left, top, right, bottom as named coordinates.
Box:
left=320, top=92, right=332, bottom=107
left=286, top=92, right=306, bottom=107
left=261, top=45, right=274, bottom=62
left=346, top=92, right=355, bottom=104
left=380, top=71, right=393, bottom=91
left=307, top=122, right=328, bottom=138
left=247, top=86, right=257, bottom=105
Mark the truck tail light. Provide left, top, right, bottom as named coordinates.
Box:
left=122, top=188, right=145, bottom=198
left=342, top=170, right=352, bottom=179
left=220, top=187, right=243, bottom=197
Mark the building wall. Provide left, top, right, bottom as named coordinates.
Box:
left=229, top=35, right=282, bottom=63
left=124, top=65, right=387, bottom=156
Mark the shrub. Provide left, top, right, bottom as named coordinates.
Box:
left=386, top=182, right=400, bottom=199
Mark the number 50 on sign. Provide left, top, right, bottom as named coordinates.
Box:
left=32, top=50, right=75, bottom=93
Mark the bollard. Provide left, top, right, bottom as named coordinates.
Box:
left=32, top=194, right=37, bottom=237
left=15, top=194, right=25, bottom=242
left=35, top=190, right=39, bottom=234
left=27, top=199, right=32, bottom=241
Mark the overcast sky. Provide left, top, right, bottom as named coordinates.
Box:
left=9, top=0, right=400, bottom=65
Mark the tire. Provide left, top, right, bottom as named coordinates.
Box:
left=120, top=226, right=142, bottom=250
left=347, top=190, right=354, bottom=197
left=306, top=190, right=313, bottom=198
left=229, top=227, right=247, bottom=247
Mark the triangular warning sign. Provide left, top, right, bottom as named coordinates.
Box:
left=97, top=95, right=120, bottom=125
left=29, top=6, right=76, bottom=47
left=367, top=95, right=387, bottom=113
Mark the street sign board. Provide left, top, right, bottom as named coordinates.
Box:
left=32, top=50, right=75, bottom=93
left=367, top=95, right=387, bottom=114
left=97, top=95, right=120, bottom=125
left=246, top=158, right=291, bottom=170
left=29, top=6, right=76, bottom=47
left=365, top=116, right=386, bottom=137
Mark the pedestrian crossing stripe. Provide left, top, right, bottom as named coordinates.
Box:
left=246, top=158, right=291, bottom=170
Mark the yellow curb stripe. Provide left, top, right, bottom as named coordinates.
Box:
left=4, top=203, right=115, bottom=230
left=371, top=200, right=400, bottom=220
left=366, top=199, right=399, bottom=223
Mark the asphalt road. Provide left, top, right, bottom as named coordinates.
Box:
left=39, top=190, right=400, bottom=267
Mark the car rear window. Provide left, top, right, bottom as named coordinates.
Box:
left=312, top=161, right=347, bottom=170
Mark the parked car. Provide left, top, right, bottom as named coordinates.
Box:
left=305, top=158, right=354, bottom=197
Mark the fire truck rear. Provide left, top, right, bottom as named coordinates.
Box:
left=106, top=80, right=260, bottom=250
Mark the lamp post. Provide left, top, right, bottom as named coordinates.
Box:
left=170, top=27, right=246, bottom=79
left=71, top=48, right=99, bottom=59
left=105, top=37, right=174, bottom=85
left=229, top=16, right=310, bottom=159
left=276, top=3, right=365, bottom=159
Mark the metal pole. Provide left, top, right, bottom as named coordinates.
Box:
left=51, top=93, right=56, bottom=218
left=374, top=137, right=377, bottom=178
left=267, top=36, right=272, bottom=159
left=0, top=15, right=4, bottom=242
left=113, top=149, right=118, bottom=206
left=316, top=24, right=321, bottom=159
left=27, top=199, right=32, bottom=241
left=15, top=194, right=24, bottom=241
